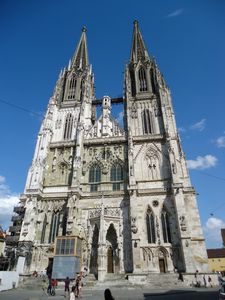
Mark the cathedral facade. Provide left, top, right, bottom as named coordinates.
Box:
left=16, top=21, right=208, bottom=281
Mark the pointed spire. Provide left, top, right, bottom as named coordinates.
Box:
left=130, top=20, right=151, bottom=63
left=71, top=26, right=89, bottom=70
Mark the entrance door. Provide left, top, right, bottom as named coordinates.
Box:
left=159, top=258, right=166, bottom=273
left=107, top=247, right=114, bottom=273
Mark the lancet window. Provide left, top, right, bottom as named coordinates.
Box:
left=161, top=210, right=171, bottom=243
left=138, top=67, right=147, bottom=92
left=67, top=76, right=77, bottom=100
left=63, top=113, right=73, bottom=140
left=142, top=109, right=153, bottom=134
left=110, top=163, right=123, bottom=191
left=41, top=214, right=47, bottom=244
left=89, top=164, right=101, bottom=192
left=48, top=212, right=60, bottom=244
left=130, top=69, right=136, bottom=96
left=146, top=208, right=156, bottom=244
left=150, top=68, right=156, bottom=94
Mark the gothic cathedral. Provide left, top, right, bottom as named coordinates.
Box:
left=15, top=21, right=208, bottom=281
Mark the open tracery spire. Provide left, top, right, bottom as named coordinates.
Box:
left=130, top=20, right=151, bottom=63
left=71, top=26, right=89, bottom=70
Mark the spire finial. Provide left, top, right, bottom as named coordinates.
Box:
left=82, top=26, right=87, bottom=32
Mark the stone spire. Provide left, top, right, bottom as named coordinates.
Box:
left=130, top=20, right=151, bottom=63
left=71, top=27, right=89, bottom=70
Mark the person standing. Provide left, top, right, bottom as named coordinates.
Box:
left=70, top=286, right=76, bottom=300
left=208, top=276, right=212, bottom=287
left=64, top=276, right=70, bottom=297
left=104, top=288, right=115, bottom=300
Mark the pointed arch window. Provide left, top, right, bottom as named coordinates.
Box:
left=64, top=113, right=73, bottom=140
left=89, top=164, right=101, bottom=192
left=67, top=76, right=77, bottom=100
left=146, top=208, right=156, bottom=243
left=111, top=164, right=123, bottom=191
left=161, top=210, right=171, bottom=243
left=139, top=67, right=147, bottom=92
left=48, top=211, right=60, bottom=244
left=41, top=214, right=47, bottom=244
left=142, top=109, right=153, bottom=134
left=130, top=69, right=136, bottom=96
left=150, top=68, right=156, bottom=94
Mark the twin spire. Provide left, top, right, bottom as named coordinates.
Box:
left=71, top=21, right=151, bottom=70
left=130, top=20, right=151, bottom=63
left=71, top=26, right=89, bottom=70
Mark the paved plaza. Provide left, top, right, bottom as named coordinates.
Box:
left=0, top=286, right=220, bottom=300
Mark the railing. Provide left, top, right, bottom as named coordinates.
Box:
left=9, top=225, right=21, bottom=233
left=13, top=206, right=25, bottom=214
left=11, top=215, right=23, bottom=222
left=5, top=235, right=19, bottom=244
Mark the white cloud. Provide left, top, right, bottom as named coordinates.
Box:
left=204, top=217, right=225, bottom=248
left=190, top=119, right=206, bottom=131
left=216, top=135, right=225, bottom=148
left=178, top=127, right=186, bottom=133
left=166, top=8, right=184, bottom=18
left=116, top=111, right=124, bottom=126
left=187, top=155, right=218, bottom=170
left=0, top=175, right=19, bottom=230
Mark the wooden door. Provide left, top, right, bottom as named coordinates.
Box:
left=159, top=258, right=166, bottom=273
left=107, top=247, right=114, bottom=273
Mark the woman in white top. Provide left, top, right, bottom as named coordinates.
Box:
left=69, top=286, right=76, bottom=300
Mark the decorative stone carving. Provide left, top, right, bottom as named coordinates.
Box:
left=180, top=215, right=187, bottom=231
left=17, top=241, right=33, bottom=257
left=131, top=216, right=138, bottom=233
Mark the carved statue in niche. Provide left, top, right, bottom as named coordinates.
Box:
left=179, top=215, right=187, bottom=231
left=131, top=216, right=138, bottom=234
left=169, top=147, right=177, bottom=174
left=130, top=103, right=137, bottom=119
left=52, top=157, right=57, bottom=172
left=146, top=153, right=159, bottom=180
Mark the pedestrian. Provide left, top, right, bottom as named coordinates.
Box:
left=104, top=288, right=115, bottom=300
left=75, top=276, right=80, bottom=297
left=64, top=276, right=70, bottom=297
left=208, top=276, right=212, bottom=287
left=203, top=275, right=207, bottom=288
left=70, top=286, right=76, bottom=300
left=42, top=279, right=48, bottom=296
left=47, top=277, right=52, bottom=295
left=78, top=277, right=83, bottom=297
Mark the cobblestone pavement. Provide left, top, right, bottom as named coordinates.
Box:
left=0, top=286, right=220, bottom=300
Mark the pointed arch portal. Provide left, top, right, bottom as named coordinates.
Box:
left=106, top=224, right=118, bottom=274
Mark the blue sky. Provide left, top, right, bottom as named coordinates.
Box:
left=0, top=0, right=225, bottom=248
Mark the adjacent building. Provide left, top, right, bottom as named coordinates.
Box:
left=14, top=21, right=209, bottom=281
left=207, top=249, right=225, bottom=276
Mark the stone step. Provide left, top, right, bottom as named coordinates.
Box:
left=146, top=273, right=185, bottom=287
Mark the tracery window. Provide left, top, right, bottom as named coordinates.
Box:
left=150, top=68, right=156, bottom=94
left=89, top=164, right=101, bottom=192
left=142, top=109, right=153, bottom=134
left=110, top=164, right=123, bottom=191
left=161, top=210, right=171, bottom=243
left=41, top=214, right=47, bottom=244
left=48, top=212, right=60, bottom=244
left=67, top=76, right=77, bottom=100
left=63, top=113, right=73, bottom=140
left=138, top=67, right=147, bottom=92
left=146, top=208, right=156, bottom=244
